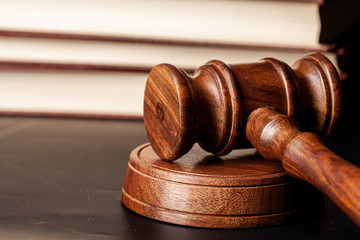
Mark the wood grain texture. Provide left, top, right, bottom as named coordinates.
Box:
left=144, top=53, right=340, bottom=160
left=122, top=143, right=322, bottom=228
left=246, top=107, right=360, bottom=227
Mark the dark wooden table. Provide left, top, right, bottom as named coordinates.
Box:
left=0, top=115, right=359, bottom=239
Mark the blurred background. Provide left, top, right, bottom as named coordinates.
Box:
left=0, top=0, right=357, bottom=121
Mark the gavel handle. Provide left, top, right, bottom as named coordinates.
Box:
left=246, top=107, right=360, bottom=226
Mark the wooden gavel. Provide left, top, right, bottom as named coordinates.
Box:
left=144, top=53, right=340, bottom=160
left=143, top=53, right=360, bottom=226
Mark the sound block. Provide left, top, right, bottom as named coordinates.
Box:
left=121, top=143, right=322, bottom=228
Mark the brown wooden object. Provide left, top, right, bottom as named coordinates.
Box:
left=141, top=52, right=360, bottom=226
left=246, top=107, right=360, bottom=227
left=143, top=53, right=341, bottom=160
left=122, top=143, right=322, bottom=228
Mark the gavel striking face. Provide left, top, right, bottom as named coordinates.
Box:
left=144, top=53, right=341, bottom=160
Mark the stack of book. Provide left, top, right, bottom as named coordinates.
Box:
left=0, top=0, right=337, bottom=119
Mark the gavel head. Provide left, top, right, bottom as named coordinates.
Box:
left=143, top=53, right=341, bottom=160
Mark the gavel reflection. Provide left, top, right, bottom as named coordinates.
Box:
left=143, top=53, right=360, bottom=226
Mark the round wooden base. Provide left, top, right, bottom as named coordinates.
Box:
left=122, top=143, right=322, bottom=228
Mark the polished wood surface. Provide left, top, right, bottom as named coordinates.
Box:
left=122, top=143, right=322, bottom=228
left=1, top=116, right=359, bottom=238
left=143, top=53, right=341, bottom=160
left=246, top=107, right=360, bottom=227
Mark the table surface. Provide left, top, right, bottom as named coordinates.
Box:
left=0, top=115, right=359, bottom=239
